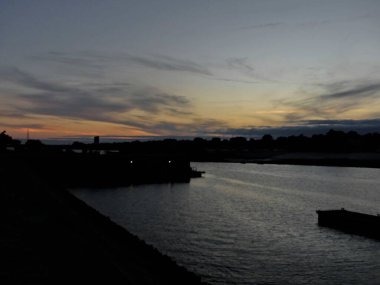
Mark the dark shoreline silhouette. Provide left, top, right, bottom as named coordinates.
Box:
left=2, top=129, right=380, bottom=282
left=3, top=129, right=380, bottom=169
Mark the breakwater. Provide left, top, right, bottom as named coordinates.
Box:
left=317, top=209, right=380, bottom=240
left=0, top=157, right=206, bottom=284
left=2, top=152, right=202, bottom=187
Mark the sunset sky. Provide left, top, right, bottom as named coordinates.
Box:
left=1, top=0, right=380, bottom=140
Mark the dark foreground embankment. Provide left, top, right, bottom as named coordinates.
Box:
left=0, top=163, right=205, bottom=284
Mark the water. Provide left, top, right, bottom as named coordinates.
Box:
left=72, top=163, right=380, bottom=284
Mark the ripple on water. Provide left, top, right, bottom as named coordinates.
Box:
left=73, top=163, right=380, bottom=285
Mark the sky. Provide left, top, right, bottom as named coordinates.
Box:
left=1, top=0, right=380, bottom=139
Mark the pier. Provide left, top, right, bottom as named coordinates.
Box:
left=316, top=209, right=380, bottom=240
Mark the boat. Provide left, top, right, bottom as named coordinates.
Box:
left=316, top=208, right=380, bottom=240
left=190, top=168, right=205, bottom=178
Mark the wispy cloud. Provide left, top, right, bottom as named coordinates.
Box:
left=128, top=54, right=212, bottom=76
left=214, top=118, right=380, bottom=138
left=130, top=88, right=190, bottom=113
left=320, top=82, right=380, bottom=100
left=277, top=80, right=380, bottom=122
left=224, top=57, right=276, bottom=82
left=0, top=67, right=191, bottom=130
left=137, top=117, right=228, bottom=136
left=239, top=22, right=284, bottom=30
left=31, top=50, right=280, bottom=86
left=0, top=67, right=74, bottom=93
left=213, top=77, right=258, bottom=84
left=239, top=13, right=375, bottom=31
left=0, top=122, right=46, bottom=130
left=31, top=51, right=212, bottom=76
left=0, top=67, right=231, bottom=136
left=31, top=51, right=106, bottom=70
left=226, top=57, right=255, bottom=77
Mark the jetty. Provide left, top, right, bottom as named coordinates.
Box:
left=0, top=160, right=206, bottom=284
left=316, top=209, right=380, bottom=240
left=1, top=152, right=203, bottom=187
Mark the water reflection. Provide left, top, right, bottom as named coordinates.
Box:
left=73, top=163, right=380, bottom=285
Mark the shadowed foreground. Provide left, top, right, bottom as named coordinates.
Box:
left=0, top=163, right=205, bottom=284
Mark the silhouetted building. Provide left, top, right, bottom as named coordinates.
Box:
left=94, top=136, right=100, bottom=145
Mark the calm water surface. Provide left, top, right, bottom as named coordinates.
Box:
left=73, top=163, right=380, bottom=285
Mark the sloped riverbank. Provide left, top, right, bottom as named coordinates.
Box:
left=0, top=163, right=206, bottom=284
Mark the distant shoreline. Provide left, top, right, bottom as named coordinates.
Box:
left=192, top=152, right=380, bottom=169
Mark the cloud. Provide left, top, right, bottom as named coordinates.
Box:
left=136, top=117, right=228, bottom=136
left=31, top=51, right=106, bottom=70
left=214, top=118, right=380, bottom=138
left=0, top=67, right=191, bottom=129
left=239, top=13, right=375, bottom=31
left=130, top=88, right=190, bottom=113
left=277, top=81, right=380, bottom=122
left=31, top=50, right=276, bottom=85
left=0, top=122, right=46, bottom=130
left=226, top=57, right=255, bottom=77
left=128, top=54, right=212, bottom=76
left=31, top=51, right=212, bottom=76
left=302, top=118, right=380, bottom=128
left=0, top=110, right=30, bottom=120
left=225, top=57, right=276, bottom=82
left=321, top=82, right=380, bottom=100
left=239, top=22, right=284, bottom=30
left=213, top=77, right=258, bottom=84
left=0, top=67, right=74, bottom=93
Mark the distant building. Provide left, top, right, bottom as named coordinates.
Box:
left=94, top=136, right=100, bottom=145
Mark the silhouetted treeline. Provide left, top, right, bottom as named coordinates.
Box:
left=74, top=129, right=380, bottom=158
left=3, top=129, right=380, bottom=168
left=0, top=131, right=20, bottom=151
left=3, top=129, right=380, bottom=156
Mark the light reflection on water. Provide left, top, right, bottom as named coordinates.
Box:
left=73, top=163, right=380, bottom=285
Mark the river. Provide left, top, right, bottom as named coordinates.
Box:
left=72, top=163, right=380, bottom=285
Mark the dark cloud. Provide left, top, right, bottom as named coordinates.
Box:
left=226, top=57, right=255, bottom=77
left=213, top=77, right=258, bottom=84
left=278, top=81, right=380, bottom=122
left=239, top=22, right=284, bottom=30
left=141, top=117, right=228, bottom=136
left=302, top=119, right=380, bottom=127
left=0, top=67, right=190, bottom=128
left=0, top=122, right=46, bottom=130
left=130, top=88, right=190, bottom=114
left=225, top=57, right=276, bottom=82
left=31, top=50, right=274, bottom=85
left=31, top=51, right=106, bottom=70
left=17, top=92, right=130, bottom=121
left=321, top=82, right=380, bottom=100
left=239, top=14, right=375, bottom=31
left=31, top=51, right=212, bottom=76
left=0, top=110, right=30, bottom=120
left=214, top=118, right=380, bottom=138
left=128, top=54, right=212, bottom=76
left=0, top=67, right=74, bottom=93
left=101, top=116, right=228, bottom=137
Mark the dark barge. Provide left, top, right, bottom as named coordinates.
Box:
left=316, top=209, right=380, bottom=240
